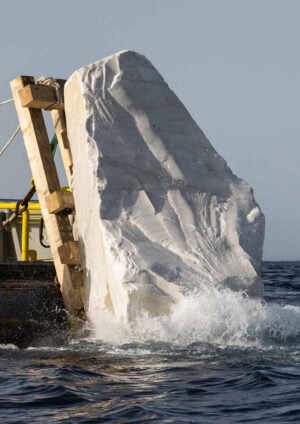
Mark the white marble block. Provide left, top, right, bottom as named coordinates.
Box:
left=65, top=51, right=265, bottom=322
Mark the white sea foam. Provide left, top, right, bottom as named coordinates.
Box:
left=0, top=344, right=18, bottom=350
left=88, top=285, right=300, bottom=348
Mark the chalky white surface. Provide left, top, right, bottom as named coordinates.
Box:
left=65, top=51, right=264, bottom=322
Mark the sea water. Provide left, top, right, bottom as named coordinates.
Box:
left=0, top=261, right=299, bottom=423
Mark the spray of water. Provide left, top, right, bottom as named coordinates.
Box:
left=88, top=285, right=300, bottom=348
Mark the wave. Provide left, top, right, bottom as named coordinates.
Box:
left=88, top=285, right=300, bottom=348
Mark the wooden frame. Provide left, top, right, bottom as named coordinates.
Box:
left=10, top=76, right=85, bottom=321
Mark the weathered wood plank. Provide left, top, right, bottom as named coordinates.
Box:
left=58, top=241, right=80, bottom=265
left=51, top=108, right=73, bottom=184
left=10, top=76, right=84, bottom=319
left=19, top=84, right=64, bottom=110
left=46, top=191, right=75, bottom=214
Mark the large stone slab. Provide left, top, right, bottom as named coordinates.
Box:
left=65, top=51, right=265, bottom=322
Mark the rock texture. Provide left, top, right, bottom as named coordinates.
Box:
left=65, top=50, right=265, bottom=322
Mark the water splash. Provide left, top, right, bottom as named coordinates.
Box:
left=88, top=285, right=300, bottom=348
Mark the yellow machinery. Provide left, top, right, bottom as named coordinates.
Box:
left=0, top=200, right=51, bottom=261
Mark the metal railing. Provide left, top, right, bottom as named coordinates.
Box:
left=0, top=200, right=42, bottom=261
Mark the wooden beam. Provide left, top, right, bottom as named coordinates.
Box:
left=48, top=79, right=74, bottom=184
left=10, top=76, right=84, bottom=319
left=51, top=108, right=73, bottom=184
left=58, top=241, right=80, bottom=265
left=46, top=191, right=75, bottom=214
left=19, top=83, right=64, bottom=110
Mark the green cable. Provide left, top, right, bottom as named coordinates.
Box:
left=50, top=134, right=58, bottom=155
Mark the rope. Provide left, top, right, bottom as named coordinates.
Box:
left=37, top=76, right=61, bottom=110
left=0, top=125, right=20, bottom=157
left=0, top=98, right=14, bottom=106
left=0, top=133, right=58, bottom=233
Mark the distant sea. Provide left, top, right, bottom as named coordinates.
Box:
left=0, top=261, right=299, bottom=423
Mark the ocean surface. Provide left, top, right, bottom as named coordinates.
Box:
left=0, top=261, right=299, bottom=423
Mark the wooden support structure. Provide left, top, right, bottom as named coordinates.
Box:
left=58, top=241, right=81, bottom=265
left=19, top=81, right=65, bottom=110
left=10, top=76, right=85, bottom=323
left=50, top=109, right=73, bottom=183
left=46, top=191, right=75, bottom=214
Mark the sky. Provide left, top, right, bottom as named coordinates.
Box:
left=0, top=0, right=299, bottom=260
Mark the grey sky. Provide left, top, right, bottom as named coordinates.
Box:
left=0, top=0, right=299, bottom=260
